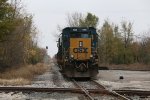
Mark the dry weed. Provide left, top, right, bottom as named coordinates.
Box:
left=0, top=78, right=31, bottom=86
left=0, top=63, right=48, bottom=86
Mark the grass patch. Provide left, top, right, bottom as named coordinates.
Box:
left=0, top=63, right=48, bottom=86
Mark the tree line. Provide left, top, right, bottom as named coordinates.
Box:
left=0, top=0, right=47, bottom=69
left=64, top=12, right=150, bottom=65
left=1, top=0, right=149, bottom=68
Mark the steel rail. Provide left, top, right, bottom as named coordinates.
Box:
left=0, top=87, right=109, bottom=94
left=72, top=79, right=95, bottom=100
left=0, top=87, right=81, bottom=93
left=91, top=80, right=106, bottom=89
left=114, top=90, right=150, bottom=96
left=73, top=79, right=130, bottom=100
left=111, top=91, right=131, bottom=100
left=0, top=87, right=149, bottom=98
left=91, top=80, right=131, bottom=100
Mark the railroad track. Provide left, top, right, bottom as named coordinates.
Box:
left=0, top=86, right=149, bottom=99
left=72, top=79, right=131, bottom=100
left=92, top=80, right=132, bottom=100
left=0, top=86, right=149, bottom=95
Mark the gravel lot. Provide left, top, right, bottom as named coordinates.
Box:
left=97, top=70, right=150, bottom=90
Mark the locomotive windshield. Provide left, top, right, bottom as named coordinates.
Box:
left=70, top=33, right=90, bottom=38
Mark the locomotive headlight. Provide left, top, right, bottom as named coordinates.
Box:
left=90, top=55, right=93, bottom=58
left=65, top=56, right=68, bottom=62
left=71, top=55, right=74, bottom=58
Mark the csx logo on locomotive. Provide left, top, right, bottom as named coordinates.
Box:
left=73, top=48, right=88, bottom=53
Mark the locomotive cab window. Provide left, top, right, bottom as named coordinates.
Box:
left=81, top=34, right=89, bottom=38
left=70, top=33, right=90, bottom=38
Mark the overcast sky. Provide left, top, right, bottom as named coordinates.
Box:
left=22, top=0, right=150, bottom=57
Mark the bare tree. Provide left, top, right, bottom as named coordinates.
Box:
left=66, top=12, right=83, bottom=27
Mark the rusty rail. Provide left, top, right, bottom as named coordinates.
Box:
left=0, top=87, right=149, bottom=99
left=91, top=80, right=106, bottom=89
left=114, top=90, right=150, bottom=96
left=91, top=80, right=131, bottom=100
left=0, top=87, right=109, bottom=94
left=73, top=79, right=130, bottom=100
left=72, top=79, right=95, bottom=100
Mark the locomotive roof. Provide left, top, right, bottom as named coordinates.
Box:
left=62, top=27, right=96, bottom=34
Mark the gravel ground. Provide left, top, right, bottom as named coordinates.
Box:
left=0, top=92, right=149, bottom=100
left=25, top=63, right=75, bottom=88
left=76, top=81, right=102, bottom=89
left=92, top=94, right=123, bottom=100
left=1, top=63, right=150, bottom=99
left=97, top=70, right=150, bottom=90
left=0, top=92, right=86, bottom=100
left=0, top=63, right=82, bottom=100
left=129, top=95, right=150, bottom=100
